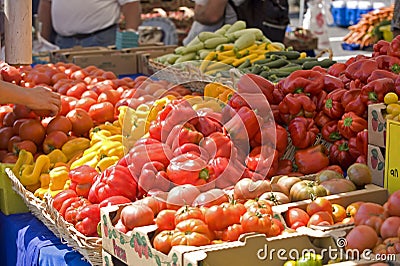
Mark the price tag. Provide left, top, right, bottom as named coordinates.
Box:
left=385, top=120, right=400, bottom=194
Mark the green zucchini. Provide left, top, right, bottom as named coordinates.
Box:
left=265, top=51, right=301, bottom=60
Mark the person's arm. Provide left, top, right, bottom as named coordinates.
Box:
left=37, top=0, right=53, bottom=41
left=194, top=0, right=228, bottom=26
left=121, top=1, right=141, bottom=31
left=0, top=81, right=61, bottom=116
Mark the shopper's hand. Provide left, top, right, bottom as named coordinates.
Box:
left=25, top=86, right=61, bottom=116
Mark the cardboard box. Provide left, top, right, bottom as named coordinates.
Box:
left=368, top=103, right=387, bottom=148
left=384, top=119, right=400, bottom=194
left=368, top=144, right=385, bottom=187
left=49, top=46, right=108, bottom=63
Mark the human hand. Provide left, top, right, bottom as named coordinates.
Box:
left=25, top=86, right=61, bottom=116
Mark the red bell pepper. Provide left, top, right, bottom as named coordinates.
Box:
left=271, top=104, right=284, bottom=125
left=127, top=142, right=173, bottom=177
left=323, top=74, right=345, bottom=92
left=314, top=111, right=332, bottom=128
left=138, top=161, right=171, bottom=193
left=294, top=145, right=329, bottom=174
left=327, top=63, right=347, bottom=77
left=200, top=131, right=233, bottom=159
left=387, top=35, right=400, bottom=58
left=329, top=139, right=355, bottom=169
left=311, top=90, right=327, bottom=111
left=279, top=70, right=324, bottom=95
left=347, top=78, right=363, bottom=90
left=288, top=117, right=319, bottom=149
left=224, top=106, right=261, bottom=142
left=341, top=89, right=367, bottom=118
left=367, top=69, right=398, bottom=83
left=88, top=164, right=138, bottom=203
left=396, top=75, right=400, bottom=97
left=344, top=59, right=378, bottom=83
left=311, top=65, right=328, bottom=74
left=245, top=146, right=279, bottom=178
left=227, top=93, right=249, bottom=111
left=374, top=55, right=400, bottom=72
left=52, top=189, right=78, bottom=211
left=321, top=120, right=342, bottom=142
left=191, top=116, right=223, bottom=137
left=59, top=196, right=80, bottom=218
left=99, top=196, right=132, bottom=208
left=337, top=112, right=368, bottom=140
left=276, top=159, right=293, bottom=175
left=251, top=123, right=288, bottom=158
left=75, top=204, right=101, bottom=237
left=64, top=198, right=91, bottom=225
left=323, top=89, right=346, bottom=119
left=373, top=40, right=390, bottom=57
left=278, top=93, right=316, bottom=124
left=167, top=153, right=214, bottom=186
left=356, top=129, right=368, bottom=157
left=237, top=73, right=275, bottom=103
left=167, top=123, right=204, bottom=150
left=348, top=137, right=361, bottom=159
left=360, top=78, right=395, bottom=105
left=148, top=120, right=163, bottom=142
left=173, top=142, right=210, bottom=160
left=355, top=155, right=367, bottom=164
left=208, top=157, right=243, bottom=188
left=68, top=165, right=98, bottom=198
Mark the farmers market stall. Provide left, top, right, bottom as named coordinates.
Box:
left=1, top=2, right=400, bottom=264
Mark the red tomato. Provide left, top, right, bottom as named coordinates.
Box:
left=59, top=96, right=78, bottom=116
left=120, top=204, right=154, bottom=230
left=2, top=152, right=18, bottom=163
left=75, top=97, right=97, bottom=112
left=285, top=208, right=310, bottom=229
left=102, top=71, right=117, bottom=80
left=192, top=188, right=228, bottom=207
left=221, top=224, right=244, bottom=241
left=175, top=206, right=204, bottom=225
left=332, top=204, right=347, bottom=223
left=155, top=210, right=177, bottom=231
left=88, top=102, right=115, bottom=125
left=81, top=90, right=98, bottom=100
left=19, top=119, right=46, bottom=145
left=166, top=185, right=201, bottom=210
left=346, top=225, right=378, bottom=252
left=31, top=72, right=52, bottom=85
left=240, top=211, right=272, bottom=234
left=3, top=112, right=17, bottom=127
left=70, top=70, right=89, bottom=80
left=66, top=108, right=94, bottom=136
left=46, top=115, right=72, bottom=134
left=268, top=218, right=284, bottom=237
left=13, top=118, right=30, bottom=135
left=135, top=196, right=166, bottom=216
left=12, top=140, right=37, bottom=155
left=153, top=230, right=174, bottom=254
left=205, top=201, right=246, bottom=231
left=51, top=72, right=68, bottom=85
left=307, top=211, right=334, bottom=226
left=66, top=83, right=87, bottom=98
left=306, top=197, right=333, bottom=216
left=380, top=216, right=400, bottom=239
left=97, top=90, right=121, bottom=106
left=42, top=131, right=69, bottom=154
left=13, top=104, right=35, bottom=119
left=244, top=199, right=273, bottom=215
left=91, top=83, right=113, bottom=95
left=7, top=135, right=21, bottom=152
left=386, top=190, right=400, bottom=216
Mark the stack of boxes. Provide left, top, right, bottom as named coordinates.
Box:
left=330, top=1, right=386, bottom=27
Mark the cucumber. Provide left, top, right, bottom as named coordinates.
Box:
left=263, top=58, right=289, bottom=68
left=275, top=64, right=302, bottom=73
left=225, top=20, right=246, bottom=34
left=319, top=58, right=337, bottom=68
left=253, top=58, right=275, bottom=65
left=265, top=51, right=301, bottom=60
left=238, top=59, right=251, bottom=69
left=250, top=64, right=263, bottom=74
left=302, top=59, right=337, bottom=70
left=198, top=31, right=223, bottom=42
left=204, top=37, right=229, bottom=49
left=234, top=33, right=256, bottom=51
left=290, top=58, right=318, bottom=64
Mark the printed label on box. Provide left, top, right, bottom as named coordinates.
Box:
left=368, top=104, right=387, bottom=148
left=368, top=144, right=385, bottom=187
left=385, top=120, right=400, bottom=194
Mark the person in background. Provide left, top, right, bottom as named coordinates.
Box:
left=0, top=80, right=61, bottom=116
left=183, top=0, right=238, bottom=45
left=392, top=0, right=400, bottom=38
left=37, top=0, right=141, bottom=49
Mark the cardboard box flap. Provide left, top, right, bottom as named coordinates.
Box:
left=368, top=103, right=387, bottom=148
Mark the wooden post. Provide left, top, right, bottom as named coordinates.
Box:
left=4, top=0, right=32, bottom=65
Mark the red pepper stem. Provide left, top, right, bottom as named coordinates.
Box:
left=368, top=92, right=378, bottom=102
left=339, top=141, right=349, bottom=152
left=343, top=117, right=353, bottom=127
left=325, top=98, right=333, bottom=109
left=199, top=168, right=209, bottom=181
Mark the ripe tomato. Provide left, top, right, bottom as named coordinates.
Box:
left=70, top=69, right=89, bottom=80
left=306, top=197, right=332, bottom=216
left=97, top=90, right=121, bottom=106
left=380, top=216, right=400, bottom=239
left=88, top=102, right=115, bottom=125
left=244, top=199, right=273, bottom=215
left=42, top=130, right=69, bottom=154
left=46, top=115, right=72, bottom=134
left=19, top=119, right=46, bottom=145
left=120, top=204, right=154, bottom=230
left=0, top=127, right=14, bottom=150
left=75, top=97, right=97, bottom=112
left=7, top=135, right=21, bottom=152
left=12, top=140, right=37, bottom=155
left=66, top=83, right=87, bottom=98
left=205, top=201, right=246, bottom=231
left=13, top=104, right=35, bottom=119
left=175, top=206, right=204, bottom=225
left=332, top=204, right=347, bottom=223
left=66, top=108, right=94, bottom=136
left=221, top=224, right=244, bottom=241
left=91, top=83, right=113, bottom=95
left=346, top=201, right=364, bottom=218
left=166, top=185, right=201, bottom=210
left=59, top=96, right=78, bottom=116
left=155, top=210, right=176, bottom=231
left=153, top=230, right=174, bottom=254
left=51, top=72, right=68, bottom=85
left=307, top=211, right=334, bottom=226
left=102, top=71, right=117, bottom=80
left=268, top=218, right=284, bottom=237
left=0, top=105, right=13, bottom=127
left=285, top=208, right=310, bottom=229
left=135, top=196, right=166, bottom=216
left=354, top=202, right=388, bottom=234
left=346, top=225, right=378, bottom=252
left=3, top=112, right=17, bottom=127
left=240, top=211, right=272, bottom=234
left=172, top=218, right=213, bottom=246
left=81, top=90, right=98, bottom=100
left=192, top=188, right=228, bottom=207
left=1, top=65, right=22, bottom=84
left=31, top=72, right=52, bottom=85
left=2, top=152, right=18, bottom=163
left=386, top=190, right=400, bottom=216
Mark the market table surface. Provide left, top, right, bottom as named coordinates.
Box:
left=0, top=211, right=90, bottom=266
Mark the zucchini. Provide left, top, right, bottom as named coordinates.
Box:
left=265, top=51, right=301, bottom=60
left=174, top=52, right=197, bottom=64
left=198, top=31, right=224, bottom=42
left=225, top=20, right=246, bottom=35
left=181, top=42, right=205, bottom=54
left=174, top=46, right=185, bottom=55
left=290, top=58, right=318, bottom=64
left=198, top=49, right=213, bottom=60
left=275, top=64, right=302, bottom=73
left=166, top=54, right=180, bottom=64
left=302, top=59, right=336, bottom=70
left=185, top=36, right=202, bottom=47
left=250, top=64, right=263, bottom=74
left=204, top=37, right=229, bottom=49
left=253, top=58, right=275, bottom=65
left=226, top=28, right=263, bottom=41
left=234, top=33, right=256, bottom=51
left=263, top=58, right=289, bottom=68
left=238, top=59, right=251, bottom=69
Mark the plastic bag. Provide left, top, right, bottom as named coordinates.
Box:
left=302, top=0, right=331, bottom=50
left=32, top=34, right=59, bottom=54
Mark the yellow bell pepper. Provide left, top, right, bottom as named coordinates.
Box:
left=83, top=141, right=103, bottom=156
left=193, top=99, right=222, bottom=112
left=49, top=166, right=70, bottom=191
left=64, top=179, right=71, bottom=190
left=34, top=187, right=50, bottom=199
left=107, top=145, right=124, bottom=158
left=70, top=151, right=97, bottom=169
left=61, top=137, right=90, bottom=160
left=12, top=149, right=33, bottom=179
left=99, top=140, right=122, bottom=155
left=147, top=98, right=171, bottom=123
left=218, top=89, right=234, bottom=103
left=47, top=149, right=68, bottom=164
left=39, top=173, right=50, bottom=188
left=96, top=155, right=119, bottom=172
left=20, top=155, right=50, bottom=186
left=91, top=122, right=121, bottom=136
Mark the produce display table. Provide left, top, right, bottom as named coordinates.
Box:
left=0, top=211, right=90, bottom=266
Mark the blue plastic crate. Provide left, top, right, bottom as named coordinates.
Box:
left=115, top=31, right=139, bottom=50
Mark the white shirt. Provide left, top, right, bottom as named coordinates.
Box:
left=51, top=0, right=138, bottom=36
